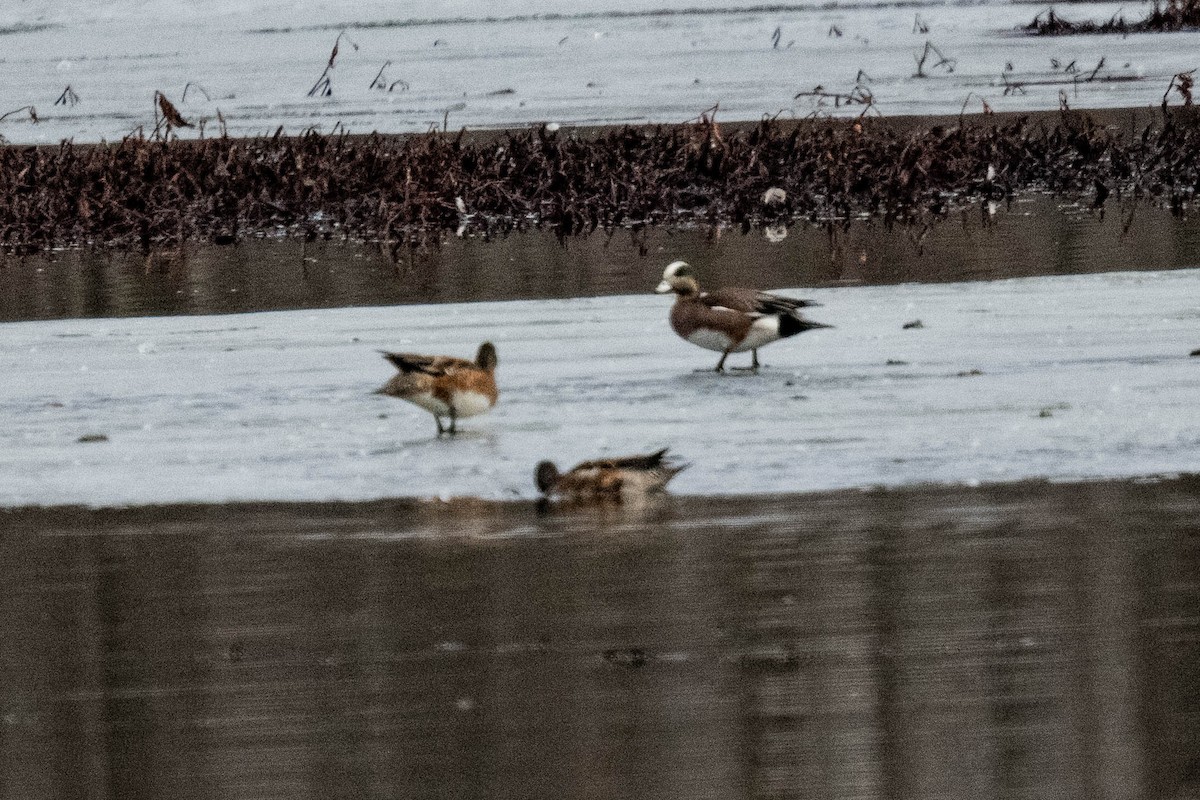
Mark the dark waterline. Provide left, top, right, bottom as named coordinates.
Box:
left=2, top=476, right=1198, bottom=800
left=4, top=196, right=1200, bottom=323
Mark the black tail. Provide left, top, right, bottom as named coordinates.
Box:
left=779, top=315, right=834, bottom=338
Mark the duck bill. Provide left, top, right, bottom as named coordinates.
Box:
left=654, top=280, right=673, bottom=294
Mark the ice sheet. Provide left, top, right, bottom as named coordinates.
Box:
left=3, top=267, right=1197, bottom=506
left=1, top=1, right=1196, bottom=143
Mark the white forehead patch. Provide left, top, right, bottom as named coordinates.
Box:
left=664, top=260, right=691, bottom=277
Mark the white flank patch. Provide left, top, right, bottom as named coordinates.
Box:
left=736, top=316, right=784, bottom=352
left=686, top=328, right=736, bottom=353
left=451, top=391, right=494, bottom=418
left=405, top=392, right=450, bottom=417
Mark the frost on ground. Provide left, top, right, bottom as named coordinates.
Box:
left=1, top=0, right=1198, bottom=143
left=2, top=268, right=1198, bottom=507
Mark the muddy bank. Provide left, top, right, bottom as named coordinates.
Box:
left=3, top=474, right=1198, bottom=799
left=4, top=106, right=1200, bottom=255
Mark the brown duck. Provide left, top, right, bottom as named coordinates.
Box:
left=655, top=260, right=832, bottom=371
left=375, top=342, right=498, bottom=436
left=535, top=448, right=687, bottom=498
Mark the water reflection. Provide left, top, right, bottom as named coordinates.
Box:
left=2, top=476, right=1197, bottom=799
left=4, top=197, right=1200, bottom=322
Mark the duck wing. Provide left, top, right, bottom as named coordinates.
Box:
left=380, top=351, right=474, bottom=376
left=701, top=287, right=820, bottom=316
left=574, top=448, right=672, bottom=472
left=751, top=290, right=822, bottom=314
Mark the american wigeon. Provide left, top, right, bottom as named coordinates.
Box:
left=535, top=448, right=687, bottom=498
left=375, top=342, right=498, bottom=436
left=654, top=260, right=832, bottom=372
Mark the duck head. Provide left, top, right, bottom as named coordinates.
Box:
left=475, top=341, right=498, bottom=370
left=655, top=260, right=700, bottom=296
left=535, top=461, right=560, bottom=494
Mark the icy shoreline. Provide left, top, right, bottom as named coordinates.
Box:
left=4, top=267, right=1198, bottom=507
left=4, top=0, right=1200, bottom=144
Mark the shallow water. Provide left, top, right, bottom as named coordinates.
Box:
left=4, top=196, right=1200, bottom=322
left=2, top=476, right=1198, bottom=800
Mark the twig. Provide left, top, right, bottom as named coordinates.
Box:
left=958, top=92, right=992, bottom=121
left=54, top=86, right=80, bottom=107
left=1162, top=69, right=1195, bottom=110
left=181, top=82, right=212, bottom=103
left=794, top=85, right=874, bottom=107
left=913, top=41, right=956, bottom=78
left=307, top=30, right=359, bottom=98
left=369, top=61, right=392, bottom=90
left=0, top=105, right=38, bottom=123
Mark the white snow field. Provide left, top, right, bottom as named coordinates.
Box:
left=2, top=267, right=1197, bottom=506
left=2, top=0, right=1199, bottom=143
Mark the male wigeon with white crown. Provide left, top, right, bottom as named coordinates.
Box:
left=655, top=260, right=832, bottom=372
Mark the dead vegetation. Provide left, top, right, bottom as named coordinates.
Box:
left=2, top=104, right=1200, bottom=255
left=307, top=31, right=360, bottom=98
left=1026, top=0, right=1200, bottom=34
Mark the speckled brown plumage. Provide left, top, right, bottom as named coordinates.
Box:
left=376, top=342, right=498, bottom=436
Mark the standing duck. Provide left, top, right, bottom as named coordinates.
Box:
left=375, top=342, right=498, bottom=436
left=654, top=260, right=832, bottom=371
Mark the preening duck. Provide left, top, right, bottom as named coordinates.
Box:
left=375, top=342, right=498, bottom=436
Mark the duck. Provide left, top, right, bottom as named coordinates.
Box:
left=654, top=260, right=832, bottom=371
left=374, top=341, right=498, bottom=436
left=535, top=448, right=687, bottom=499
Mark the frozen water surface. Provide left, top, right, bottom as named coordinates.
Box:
left=3, top=267, right=1198, bottom=506
left=2, top=0, right=1199, bottom=143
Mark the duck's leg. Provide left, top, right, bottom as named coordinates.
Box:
left=435, top=415, right=446, bottom=437
left=731, top=349, right=761, bottom=372
left=448, top=407, right=458, bottom=435
left=715, top=350, right=731, bottom=372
